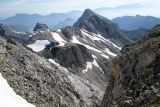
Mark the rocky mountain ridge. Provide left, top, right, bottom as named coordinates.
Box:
left=101, top=25, right=160, bottom=107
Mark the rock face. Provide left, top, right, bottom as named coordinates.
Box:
left=42, top=43, right=93, bottom=73
left=0, top=36, right=104, bottom=107
left=33, top=23, right=49, bottom=31
left=101, top=25, right=160, bottom=107
left=74, top=9, right=130, bottom=46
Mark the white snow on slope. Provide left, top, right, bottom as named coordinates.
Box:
left=48, top=59, right=60, bottom=66
left=97, top=33, right=121, bottom=50
left=81, top=30, right=101, bottom=41
left=28, top=35, right=33, bottom=37
left=81, top=29, right=121, bottom=50
left=71, top=36, right=101, bottom=53
left=83, top=61, right=93, bottom=73
left=57, top=29, right=61, bottom=32
left=51, top=32, right=66, bottom=46
left=101, top=54, right=109, bottom=59
left=0, top=73, right=35, bottom=107
left=27, top=40, right=50, bottom=52
left=71, top=36, right=109, bottom=58
left=104, top=48, right=117, bottom=57
left=48, top=59, right=69, bottom=73
left=83, top=58, right=103, bottom=73
left=81, top=30, right=119, bottom=57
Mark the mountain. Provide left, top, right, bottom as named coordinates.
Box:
left=74, top=9, right=130, bottom=46
left=101, top=25, right=160, bottom=107
left=0, top=11, right=82, bottom=32
left=121, top=28, right=149, bottom=41
left=1, top=8, right=160, bottom=107
left=112, top=15, right=160, bottom=30
left=0, top=8, right=127, bottom=106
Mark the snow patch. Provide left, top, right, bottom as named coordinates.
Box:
left=0, top=73, right=35, bottom=107
left=92, top=58, right=104, bottom=74
left=82, top=62, right=93, bottom=73
left=83, top=57, right=103, bottom=73
left=57, top=29, right=61, bottom=32
left=71, top=36, right=110, bottom=59
left=27, top=40, right=50, bottom=52
left=51, top=32, right=66, bottom=46
left=28, top=35, right=33, bottom=37
left=101, top=54, right=109, bottom=59
left=48, top=59, right=60, bottom=66
left=104, top=48, right=117, bottom=57
left=97, top=33, right=121, bottom=50
left=71, top=36, right=101, bottom=53
left=47, top=59, right=68, bottom=73
left=81, top=30, right=101, bottom=41
left=71, top=36, right=82, bottom=44
left=40, top=31, right=45, bottom=33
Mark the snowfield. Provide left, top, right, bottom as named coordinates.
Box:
left=0, top=73, right=35, bottom=107
left=27, top=40, right=50, bottom=52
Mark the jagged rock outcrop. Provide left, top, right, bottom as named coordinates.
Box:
left=33, top=23, right=49, bottom=31
left=61, top=26, right=83, bottom=39
left=41, top=43, right=93, bottom=73
left=0, top=36, right=103, bottom=107
left=74, top=9, right=130, bottom=46
left=101, top=25, right=160, bottom=107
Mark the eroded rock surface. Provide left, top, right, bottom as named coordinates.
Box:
left=102, top=25, right=160, bottom=107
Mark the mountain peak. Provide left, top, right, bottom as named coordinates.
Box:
left=81, top=8, right=97, bottom=20
left=73, top=9, right=98, bottom=27
left=84, top=8, right=95, bottom=14
left=73, top=9, right=130, bottom=45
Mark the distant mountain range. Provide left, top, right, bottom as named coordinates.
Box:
left=121, top=28, right=149, bottom=41
left=112, top=15, right=160, bottom=30
left=0, top=11, right=82, bottom=32
left=0, top=9, right=160, bottom=32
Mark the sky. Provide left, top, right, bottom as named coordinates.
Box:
left=0, top=0, right=160, bottom=19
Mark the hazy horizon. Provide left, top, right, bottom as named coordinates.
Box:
left=0, top=0, right=160, bottom=19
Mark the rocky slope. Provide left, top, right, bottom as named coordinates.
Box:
left=0, top=35, right=104, bottom=107
left=101, top=25, right=160, bottom=107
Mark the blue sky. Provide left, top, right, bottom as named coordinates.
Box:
left=0, top=0, right=159, bottom=19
